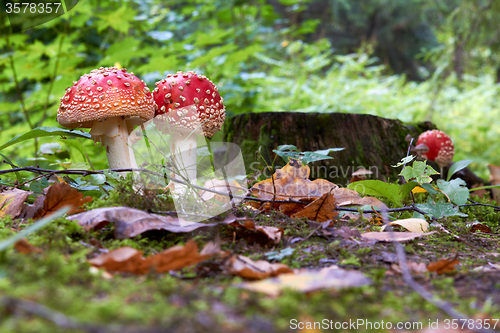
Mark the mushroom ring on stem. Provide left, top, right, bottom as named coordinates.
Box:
left=152, top=71, right=226, bottom=189
left=57, top=67, right=156, bottom=171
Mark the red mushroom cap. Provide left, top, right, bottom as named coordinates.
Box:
left=416, top=130, right=455, bottom=168
left=153, top=71, right=225, bottom=138
left=57, top=67, right=155, bottom=128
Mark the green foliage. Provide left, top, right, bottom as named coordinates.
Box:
left=415, top=198, right=468, bottom=219
left=446, top=159, right=473, bottom=181
left=347, top=179, right=418, bottom=207
left=436, top=178, right=469, bottom=205
left=399, top=161, right=439, bottom=184
left=0, top=127, right=90, bottom=151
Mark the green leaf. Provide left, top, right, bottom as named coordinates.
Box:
left=313, top=148, right=345, bottom=155
left=469, top=185, right=500, bottom=192
left=0, top=127, right=90, bottom=152
left=446, top=160, right=473, bottom=181
left=437, top=179, right=469, bottom=205
left=415, top=199, right=467, bottom=219
left=277, top=145, right=299, bottom=152
left=392, top=156, right=415, bottom=168
left=273, top=146, right=343, bottom=165
left=348, top=180, right=406, bottom=206
left=420, top=183, right=438, bottom=195
left=0, top=207, right=70, bottom=253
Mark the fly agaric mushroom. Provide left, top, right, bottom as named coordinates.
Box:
left=416, top=130, right=454, bottom=174
left=152, top=71, right=225, bottom=187
left=57, top=67, right=155, bottom=170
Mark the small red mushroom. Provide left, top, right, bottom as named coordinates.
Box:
left=153, top=71, right=226, bottom=186
left=416, top=129, right=455, bottom=171
left=57, top=67, right=155, bottom=171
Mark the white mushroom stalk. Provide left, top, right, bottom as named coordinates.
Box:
left=152, top=71, right=226, bottom=193
left=89, top=117, right=138, bottom=170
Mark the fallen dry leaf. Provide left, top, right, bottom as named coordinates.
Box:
left=292, top=192, right=338, bottom=222
left=0, top=189, right=31, bottom=219
left=385, top=261, right=428, bottom=276
left=238, top=265, right=371, bottom=297
left=427, top=257, right=460, bottom=274
left=89, top=240, right=218, bottom=274
left=332, top=188, right=387, bottom=210
left=488, top=164, right=500, bottom=204
left=380, top=218, right=429, bottom=233
left=361, top=231, right=437, bottom=242
left=67, top=207, right=217, bottom=239
left=226, top=255, right=292, bottom=280
left=226, top=219, right=284, bottom=244
left=14, top=238, right=42, bottom=254
left=33, top=182, right=92, bottom=218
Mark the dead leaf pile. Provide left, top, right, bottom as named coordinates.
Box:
left=89, top=240, right=220, bottom=274
left=249, top=161, right=387, bottom=221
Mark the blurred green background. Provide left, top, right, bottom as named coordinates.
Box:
left=1, top=0, right=499, bottom=179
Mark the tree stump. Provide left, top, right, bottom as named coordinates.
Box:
left=223, top=112, right=435, bottom=186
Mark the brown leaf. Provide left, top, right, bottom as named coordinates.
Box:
left=238, top=266, right=371, bottom=297
left=228, top=220, right=284, bottom=244
left=361, top=231, right=437, bottom=242
left=33, top=182, right=92, bottom=218
left=199, top=179, right=246, bottom=204
left=0, top=189, right=31, bottom=219
left=14, top=239, right=42, bottom=254
left=427, top=258, right=460, bottom=274
left=292, top=192, right=338, bottom=222
left=251, top=160, right=338, bottom=202
left=332, top=188, right=387, bottom=210
left=67, top=207, right=217, bottom=239
left=227, top=255, right=293, bottom=280
left=88, top=240, right=218, bottom=275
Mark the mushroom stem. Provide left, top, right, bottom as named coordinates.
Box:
left=90, top=117, right=136, bottom=171
left=170, top=130, right=198, bottom=189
